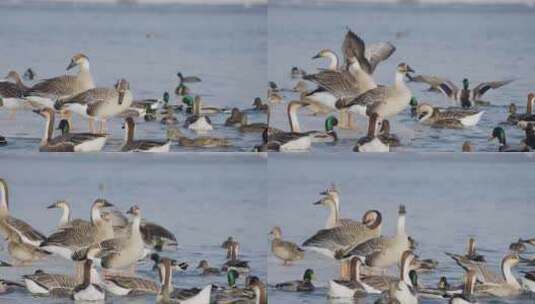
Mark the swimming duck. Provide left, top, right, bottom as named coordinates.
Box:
left=23, top=68, right=36, bottom=81
left=270, top=226, right=305, bottom=265
left=0, top=178, right=46, bottom=247
left=167, top=126, right=231, bottom=148
left=416, top=103, right=483, bottom=128
left=250, top=97, right=268, bottom=112
left=222, top=242, right=250, bottom=273
left=513, top=93, right=535, bottom=125
left=224, top=108, right=243, bottom=127
left=184, top=97, right=213, bottom=132
left=33, top=108, right=107, bottom=152
left=262, top=127, right=311, bottom=152
left=247, top=276, right=267, bottom=304
left=239, top=113, right=268, bottom=133
left=121, top=117, right=171, bottom=152
left=436, top=78, right=514, bottom=108
left=378, top=119, right=400, bottom=147
left=156, top=256, right=212, bottom=304
left=291, top=66, right=306, bottom=79
left=23, top=269, right=79, bottom=296
left=151, top=254, right=189, bottom=273
left=214, top=269, right=254, bottom=303
left=522, top=123, right=535, bottom=149
left=521, top=271, right=535, bottom=292
left=0, top=71, right=29, bottom=118
left=102, top=274, right=159, bottom=296
left=161, top=111, right=179, bottom=125
left=354, top=112, right=389, bottom=152
left=328, top=256, right=369, bottom=298
left=473, top=255, right=522, bottom=297
left=377, top=251, right=418, bottom=304
left=267, top=87, right=283, bottom=104
left=302, top=209, right=382, bottom=258
left=197, top=260, right=221, bottom=276
left=0, top=279, right=24, bottom=295
left=416, top=275, right=461, bottom=299
left=490, top=127, right=529, bottom=152
left=275, top=269, right=315, bottom=292
left=409, top=97, right=418, bottom=117
left=72, top=259, right=105, bottom=301
left=183, top=95, right=227, bottom=115
left=0, top=135, right=7, bottom=146
left=221, top=237, right=237, bottom=249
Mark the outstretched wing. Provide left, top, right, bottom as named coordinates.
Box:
left=342, top=29, right=371, bottom=73
left=365, top=42, right=396, bottom=74
left=472, top=79, right=514, bottom=100
left=304, top=70, right=362, bottom=99
left=437, top=80, right=459, bottom=100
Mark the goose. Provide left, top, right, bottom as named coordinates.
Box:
left=222, top=242, right=250, bottom=273
left=33, top=108, right=107, bottom=152
left=337, top=205, right=411, bottom=269
left=0, top=279, right=24, bottom=295
left=448, top=270, right=478, bottom=303
left=214, top=269, right=255, bottom=303
left=102, top=274, right=159, bottom=296
left=196, top=260, right=221, bottom=275
left=270, top=226, right=305, bottom=265
left=521, top=271, right=535, bottom=292
left=121, top=117, right=171, bottom=152
left=313, top=191, right=357, bottom=229
left=5, top=230, right=50, bottom=265
left=353, top=112, right=389, bottom=152
left=286, top=100, right=338, bottom=143
left=490, top=127, right=529, bottom=152
left=436, top=78, right=514, bottom=108
left=0, top=178, right=46, bottom=247
left=25, top=53, right=95, bottom=110
left=184, top=97, right=213, bottom=132
left=247, top=276, right=267, bottom=304
left=302, top=209, right=382, bottom=258
left=40, top=199, right=114, bottom=261
left=47, top=199, right=87, bottom=228
left=473, top=255, right=522, bottom=297
left=155, top=257, right=212, bottom=304
left=416, top=103, right=483, bottom=128
left=275, top=269, right=315, bottom=292
left=377, top=251, right=418, bottom=304
left=54, top=78, right=133, bottom=133
left=0, top=71, right=29, bottom=117
left=378, top=120, right=400, bottom=147
left=23, top=269, right=79, bottom=296
left=337, top=63, right=414, bottom=119
left=72, top=258, right=105, bottom=301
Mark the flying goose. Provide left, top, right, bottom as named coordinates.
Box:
left=5, top=230, right=50, bottom=265
left=354, top=112, right=389, bottom=152
left=302, top=209, right=382, bottom=258
left=490, top=127, right=529, bottom=152
left=25, top=53, right=95, bottom=109
left=337, top=63, right=414, bottom=119
left=275, top=268, right=315, bottom=292
left=196, top=260, right=221, bottom=276
left=0, top=178, right=46, bottom=247
left=54, top=78, right=133, bottom=133
left=270, top=226, right=305, bottom=265
left=23, top=269, right=79, bottom=296
left=473, top=255, right=522, bottom=297
left=33, top=108, right=107, bottom=152
left=416, top=103, right=484, bottom=128
left=437, top=78, right=514, bottom=108
left=121, top=117, right=171, bottom=152
left=0, top=71, right=29, bottom=117
left=336, top=205, right=411, bottom=268
left=72, top=258, right=105, bottom=301
left=102, top=274, right=159, bottom=296
left=155, top=257, right=212, bottom=304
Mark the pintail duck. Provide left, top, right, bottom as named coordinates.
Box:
left=0, top=279, right=24, bottom=295
left=511, top=93, right=535, bottom=125
left=436, top=78, right=514, bottom=108
left=314, top=187, right=357, bottom=229
left=23, top=269, right=79, bottom=296
left=121, top=117, right=171, bottom=152
left=378, top=119, right=400, bottom=147
left=0, top=71, right=29, bottom=116
left=376, top=251, right=418, bottom=304
left=416, top=103, right=483, bottom=128
left=247, top=276, right=267, bottom=304
left=261, top=127, right=311, bottom=152
left=354, top=112, right=389, bottom=152
left=337, top=63, right=414, bottom=120
left=287, top=100, right=338, bottom=143
left=33, top=108, right=107, bottom=152
left=302, top=209, right=382, bottom=258
left=336, top=205, right=410, bottom=268
left=156, top=257, right=212, bottom=304
left=222, top=242, right=250, bottom=273
left=0, top=178, right=46, bottom=247
left=197, top=260, right=221, bottom=276
left=5, top=230, right=50, bottom=265
left=102, top=274, right=159, bottom=296
left=275, top=269, right=315, bottom=292
left=521, top=270, right=535, bottom=293
left=184, top=97, right=213, bottom=132
left=25, top=53, right=95, bottom=109
left=270, top=226, right=305, bottom=265
left=167, top=126, right=231, bottom=148
left=151, top=254, right=189, bottom=273
left=72, top=259, right=105, bottom=301
left=328, top=257, right=369, bottom=298
left=473, top=254, right=523, bottom=297
left=490, top=127, right=529, bottom=152
left=448, top=271, right=478, bottom=304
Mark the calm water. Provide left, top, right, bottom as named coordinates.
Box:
left=0, top=153, right=268, bottom=304
left=268, top=3, right=535, bottom=152
left=267, top=153, right=535, bottom=303
left=0, top=2, right=266, bottom=152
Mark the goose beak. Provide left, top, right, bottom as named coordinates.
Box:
left=312, top=53, right=321, bottom=60
left=66, top=60, right=76, bottom=71
left=47, top=203, right=57, bottom=209
left=319, top=191, right=328, bottom=195
left=102, top=200, right=113, bottom=208
left=313, top=200, right=322, bottom=205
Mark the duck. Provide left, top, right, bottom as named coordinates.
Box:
left=462, top=141, right=474, bottom=152
left=33, top=108, right=107, bottom=152
left=337, top=205, right=411, bottom=269
left=5, top=230, right=50, bottom=265
left=249, top=97, right=269, bottom=112
left=521, top=271, right=535, bottom=292
left=184, top=96, right=214, bottom=132
left=302, top=209, right=382, bottom=258
left=490, top=127, right=529, bottom=152
left=409, top=97, right=418, bottom=118
left=416, top=103, right=483, bottom=128
left=267, top=87, right=283, bottom=104
left=161, top=111, right=179, bottom=125
left=415, top=275, right=461, bottom=299
left=24, top=53, right=95, bottom=110
left=23, top=68, right=36, bottom=81
left=509, top=239, right=527, bottom=254
left=221, top=237, right=237, bottom=249
left=436, top=78, right=514, bottom=108
left=473, top=255, right=522, bottom=297
left=291, top=66, right=306, bottom=79
left=0, top=71, right=29, bottom=118
left=101, top=274, right=159, bottom=296
left=270, top=226, right=305, bottom=265
left=247, top=276, right=267, bottom=304
left=262, top=127, right=311, bottom=152
left=506, top=102, right=521, bottom=124
left=522, top=123, right=535, bottom=149
left=72, top=258, right=105, bottom=301
left=54, top=78, right=133, bottom=134
left=175, top=72, right=201, bottom=96
left=406, top=73, right=447, bottom=92
left=237, top=112, right=268, bottom=133
left=167, top=126, right=231, bottom=148
left=337, top=63, right=414, bottom=120
left=222, top=242, right=250, bottom=273
left=275, top=269, right=315, bottom=292
left=376, top=251, right=418, bottom=303
left=313, top=188, right=357, bottom=229
left=214, top=269, right=254, bottom=303
left=513, top=93, right=535, bottom=125
left=121, top=117, right=171, bottom=152
left=0, top=135, right=6, bottom=146
left=353, top=112, right=389, bottom=152
left=0, top=279, right=24, bottom=295
left=23, top=269, right=79, bottom=296
left=183, top=95, right=228, bottom=115
left=196, top=260, right=221, bottom=276
left=151, top=254, right=189, bottom=273
left=287, top=100, right=338, bottom=142
left=155, top=256, right=212, bottom=304
left=328, top=256, right=368, bottom=298
left=224, top=108, right=243, bottom=127
left=0, top=178, right=46, bottom=247
left=378, top=119, right=400, bottom=147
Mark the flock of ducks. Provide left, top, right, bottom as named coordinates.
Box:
left=260, top=29, right=534, bottom=152
left=0, top=178, right=266, bottom=303
left=269, top=184, right=535, bottom=303
left=0, top=54, right=268, bottom=151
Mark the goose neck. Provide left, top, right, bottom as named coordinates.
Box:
left=502, top=260, right=520, bottom=289
left=287, top=102, right=301, bottom=133
left=59, top=204, right=71, bottom=226
left=397, top=214, right=406, bottom=236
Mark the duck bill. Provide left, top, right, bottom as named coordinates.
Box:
left=66, top=61, right=76, bottom=71
left=118, top=92, right=125, bottom=105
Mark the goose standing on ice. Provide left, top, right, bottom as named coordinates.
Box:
left=415, top=103, right=484, bottom=128
left=33, top=108, right=107, bottom=152
left=121, top=117, right=171, bottom=152
left=437, top=78, right=514, bottom=108
left=270, top=226, right=305, bottom=265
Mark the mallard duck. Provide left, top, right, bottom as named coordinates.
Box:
left=197, top=260, right=221, bottom=276
left=354, top=112, right=389, bottom=152
left=270, top=226, right=304, bottom=265
left=34, top=109, right=107, bottom=152
left=167, top=126, right=231, bottom=148
left=275, top=269, right=315, bottom=292
left=490, top=127, right=529, bottom=152
left=161, top=111, right=179, bottom=125
left=259, top=127, right=311, bottom=152
left=121, top=117, right=171, bottom=152
left=416, top=103, right=483, bottom=128
left=436, top=78, right=514, bottom=108
left=214, top=269, right=254, bottom=303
